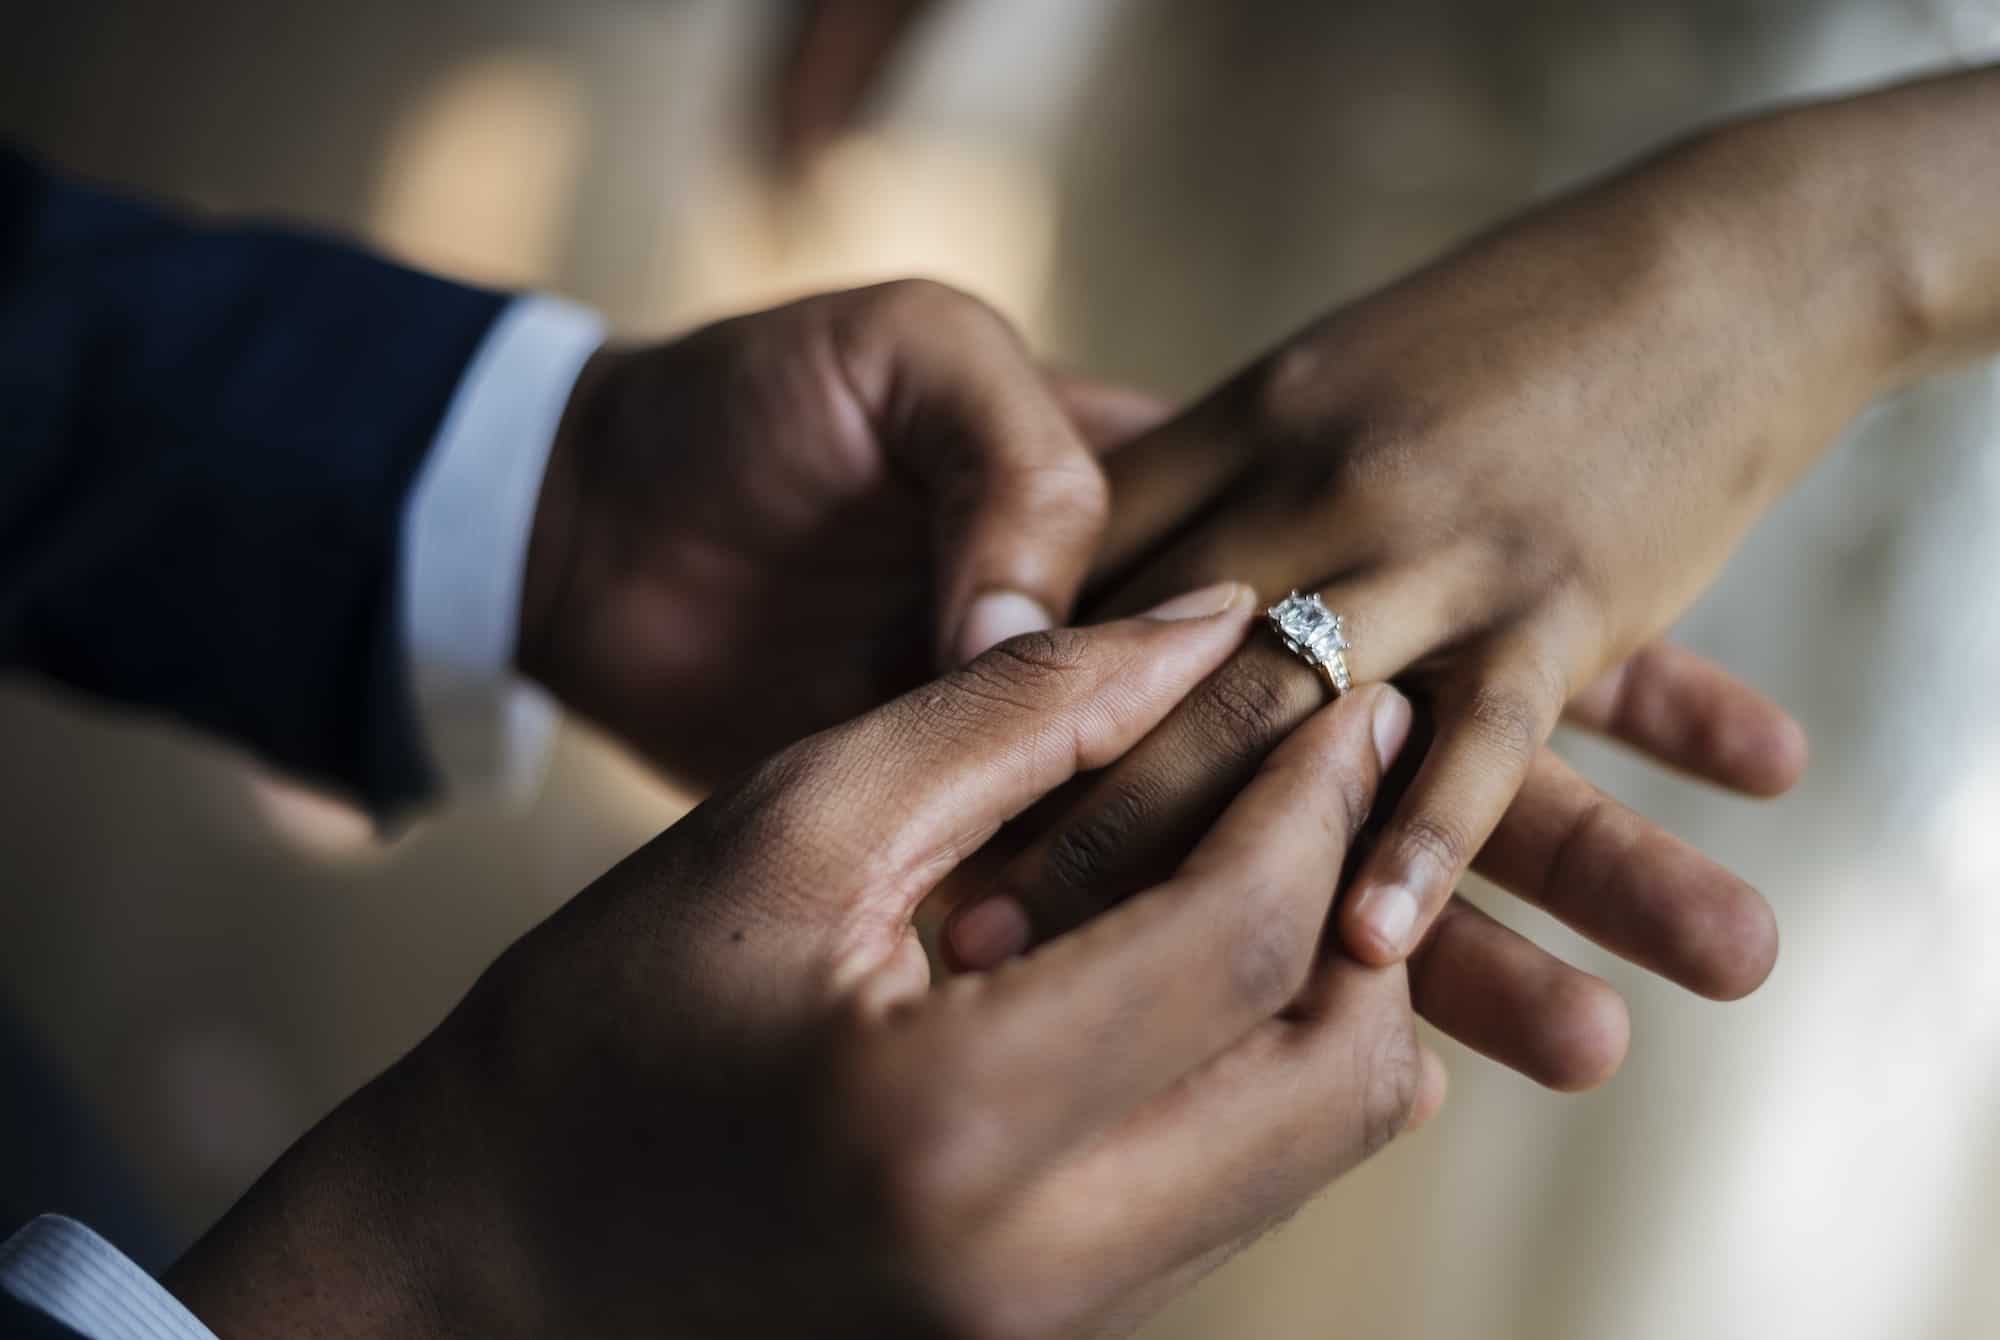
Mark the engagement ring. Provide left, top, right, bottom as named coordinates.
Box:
left=1265, top=591, right=1352, bottom=697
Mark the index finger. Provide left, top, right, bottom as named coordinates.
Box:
left=934, top=684, right=1411, bottom=1174
left=807, top=583, right=1257, bottom=927
left=1091, top=395, right=1256, bottom=584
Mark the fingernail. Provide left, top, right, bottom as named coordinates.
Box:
left=957, top=591, right=1054, bottom=663
left=948, top=897, right=1033, bottom=967
left=1372, top=686, right=1413, bottom=770
left=1142, top=581, right=1246, bottom=621
left=1351, top=882, right=1420, bottom=958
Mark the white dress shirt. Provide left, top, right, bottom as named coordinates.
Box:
left=0, top=292, right=604, bottom=1340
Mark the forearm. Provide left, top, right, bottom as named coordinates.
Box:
left=1812, top=63, right=2000, bottom=381
left=164, top=1042, right=520, bottom=1340
left=1471, top=60, right=2000, bottom=510
left=1687, top=63, right=2000, bottom=395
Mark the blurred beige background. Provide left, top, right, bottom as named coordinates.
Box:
left=3, top=2, right=1998, bottom=1337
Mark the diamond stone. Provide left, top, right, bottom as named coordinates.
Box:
left=1268, top=591, right=1347, bottom=666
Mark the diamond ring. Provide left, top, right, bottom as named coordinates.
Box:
left=1265, top=591, right=1352, bottom=697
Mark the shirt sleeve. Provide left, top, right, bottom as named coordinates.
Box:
left=0, top=1217, right=216, bottom=1340
left=399, top=293, right=606, bottom=808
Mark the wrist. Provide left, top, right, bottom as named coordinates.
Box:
left=1686, top=66, right=2000, bottom=392
left=165, top=1049, right=531, bottom=1340
left=517, top=347, right=616, bottom=700
left=1618, top=115, right=1913, bottom=408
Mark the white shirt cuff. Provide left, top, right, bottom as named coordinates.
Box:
left=401, top=293, right=606, bottom=809
left=0, top=1216, right=217, bottom=1340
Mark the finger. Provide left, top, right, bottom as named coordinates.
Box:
left=1057, top=1039, right=1446, bottom=1338
left=944, top=634, right=1330, bottom=969
left=840, top=281, right=1115, bottom=667
left=1408, top=895, right=1631, bottom=1091
left=1086, top=454, right=1441, bottom=636
left=955, top=816, right=1644, bottom=1097
left=1474, top=747, right=1779, bottom=1000
left=945, top=561, right=1482, bottom=969
left=1043, top=370, right=1173, bottom=454
left=1091, top=395, right=1259, bottom=583
left=944, top=588, right=1446, bottom=969
left=953, top=650, right=1780, bottom=1003
left=1410, top=1043, right=1450, bottom=1130
left=949, top=719, right=1757, bottom=1090
left=1342, top=656, right=1566, bottom=965
left=814, top=582, right=1256, bottom=922
left=773, top=0, right=939, bottom=168
left=1566, top=642, right=1809, bottom=797
left=1002, top=953, right=1423, bottom=1314
left=951, top=685, right=1411, bottom=1171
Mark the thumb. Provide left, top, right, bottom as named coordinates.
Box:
left=809, top=581, right=1257, bottom=927
left=855, top=282, right=1113, bottom=667
left=926, top=356, right=1110, bottom=666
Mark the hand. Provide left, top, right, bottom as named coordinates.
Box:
left=940, top=116, right=1928, bottom=1087
left=517, top=280, right=1138, bottom=788
left=1048, top=67, right=2000, bottom=983
left=168, top=589, right=1443, bottom=1339
left=944, top=631, right=1802, bottom=1090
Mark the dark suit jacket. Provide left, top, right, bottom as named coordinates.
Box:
left=1, top=151, right=509, bottom=1333
left=0, top=148, right=507, bottom=815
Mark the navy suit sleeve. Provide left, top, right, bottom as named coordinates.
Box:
left=0, top=149, right=508, bottom=815
left=0, top=1293, right=87, bottom=1338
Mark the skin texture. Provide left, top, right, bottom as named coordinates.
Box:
left=518, top=279, right=1120, bottom=788
left=947, top=65, right=2000, bottom=1088
left=517, top=278, right=1805, bottom=1092
left=157, top=63, right=2000, bottom=1340
left=168, top=599, right=1444, bottom=1340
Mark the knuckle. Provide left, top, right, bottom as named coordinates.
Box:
left=879, top=275, right=970, bottom=313
left=902, top=626, right=1094, bottom=735
left=1358, top=1020, right=1422, bottom=1158
left=1394, top=810, right=1473, bottom=881
left=970, top=626, right=1094, bottom=693
left=698, top=736, right=840, bottom=858
left=1542, top=791, right=1616, bottom=909
left=1458, top=682, right=1547, bottom=763
left=880, top=277, right=1013, bottom=341
left=893, top=675, right=999, bottom=751
left=1017, top=454, right=1110, bottom=531
left=1247, top=341, right=1347, bottom=444
left=747, top=733, right=836, bottom=804
left=1039, top=778, right=1154, bottom=899
left=1245, top=351, right=1432, bottom=484
left=1227, top=895, right=1316, bottom=1016
left=1192, top=656, right=1316, bottom=757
